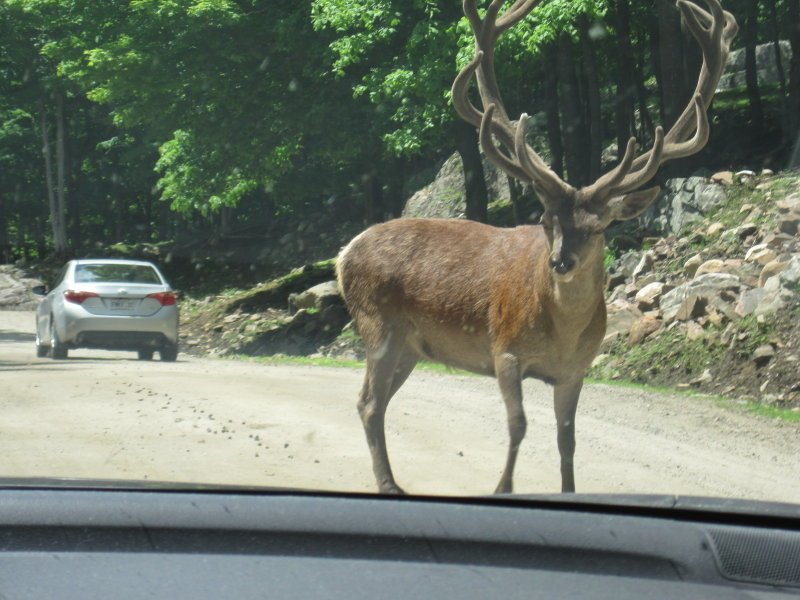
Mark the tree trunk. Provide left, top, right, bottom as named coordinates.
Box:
left=542, top=43, right=564, bottom=178
left=39, top=102, right=66, bottom=258
left=0, top=194, right=7, bottom=264
left=364, top=171, right=382, bottom=225
left=55, top=93, right=69, bottom=256
left=557, top=33, right=589, bottom=186
left=578, top=14, right=603, bottom=182
left=744, top=0, right=764, bottom=138
left=220, top=206, right=232, bottom=236
left=612, top=0, right=636, bottom=160
left=635, top=32, right=656, bottom=141
left=453, top=119, right=488, bottom=223
left=115, top=197, right=125, bottom=241
left=767, top=0, right=789, bottom=142
left=657, top=0, right=685, bottom=129
left=786, top=0, right=800, bottom=142
left=383, top=157, right=407, bottom=219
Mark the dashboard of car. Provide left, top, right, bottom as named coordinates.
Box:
left=0, top=484, right=797, bottom=599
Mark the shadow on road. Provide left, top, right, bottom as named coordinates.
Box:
left=0, top=329, right=35, bottom=343
left=0, top=356, right=182, bottom=370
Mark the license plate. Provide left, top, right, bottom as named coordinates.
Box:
left=109, top=299, right=135, bottom=310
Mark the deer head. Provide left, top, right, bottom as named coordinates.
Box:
left=452, top=0, right=738, bottom=281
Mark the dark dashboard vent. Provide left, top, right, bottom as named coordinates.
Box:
left=708, top=526, right=800, bottom=587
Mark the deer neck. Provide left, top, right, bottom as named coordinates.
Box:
left=547, top=237, right=606, bottom=325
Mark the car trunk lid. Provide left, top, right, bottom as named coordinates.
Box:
left=71, top=284, right=173, bottom=317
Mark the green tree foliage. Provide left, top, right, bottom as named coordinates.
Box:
left=0, top=0, right=788, bottom=260
left=312, top=0, right=465, bottom=156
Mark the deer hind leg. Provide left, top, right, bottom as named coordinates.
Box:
left=494, top=353, right=526, bottom=494
left=553, top=379, right=583, bottom=493
left=358, top=329, right=417, bottom=495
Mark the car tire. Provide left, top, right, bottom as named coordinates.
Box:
left=160, top=344, right=178, bottom=362
left=35, top=332, right=49, bottom=358
left=138, top=349, right=155, bottom=361
left=49, top=319, right=68, bottom=360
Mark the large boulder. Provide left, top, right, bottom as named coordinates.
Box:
left=640, top=176, right=727, bottom=236
left=403, top=153, right=512, bottom=219
left=288, top=280, right=342, bottom=313
left=717, top=40, right=792, bottom=92
left=0, top=265, right=44, bottom=311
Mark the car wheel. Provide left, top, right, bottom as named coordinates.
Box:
left=35, top=331, right=49, bottom=358
left=160, top=344, right=178, bottom=362
left=49, top=319, right=68, bottom=360
left=138, top=349, right=155, bottom=361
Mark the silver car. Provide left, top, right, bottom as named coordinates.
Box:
left=33, top=259, right=179, bottom=361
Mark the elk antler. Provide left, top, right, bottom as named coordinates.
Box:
left=452, top=0, right=738, bottom=210
left=452, top=0, right=572, bottom=206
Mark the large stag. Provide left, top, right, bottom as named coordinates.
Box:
left=337, top=0, right=737, bottom=494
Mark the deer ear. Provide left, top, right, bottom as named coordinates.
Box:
left=606, top=186, right=661, bottom=222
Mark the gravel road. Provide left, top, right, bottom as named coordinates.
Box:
left=1, top=310, right=798, bottom=502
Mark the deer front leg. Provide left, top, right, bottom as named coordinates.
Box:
left=494, top=353, right=527, bottom=494
left=553, top=378, right=583, bottom=493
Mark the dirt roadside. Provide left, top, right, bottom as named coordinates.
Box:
left=0, top=310, right=798, bottom=502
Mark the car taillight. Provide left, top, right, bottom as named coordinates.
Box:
left=146, top=292, right=176, bottom=306
left=63, top=290, right=99, bottom=304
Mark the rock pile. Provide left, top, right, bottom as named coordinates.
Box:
left=598, top=171, right=800, bottom=406
left=0, top=265, right=44, bottom=311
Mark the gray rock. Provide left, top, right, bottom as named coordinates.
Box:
left=751, top=344, right=775, bottom=367
left=639, top=176, right=727, bottom=235
left=635, top=281, right=666, bottom=310
left=660, top=273, right=741, bottom=322
left=735, top=288, right=766, bottom=317
left=755, top=256, right=800, bottom=316
left=288, top=280, right=342, bottom=313
left=632, top=251, right=655, bottom=281
left=613, top=251, right=643, bottom=278
left=745, top=244, right=777, bottom=265
left=0, top=266, right=44, bottom=311
left=718, top=41, right=792, bottom=92
left=603, top=301, right=643, bottom=349
left=403, top=150, right=514, bottom=219
left=684, top=254, right=704, bottom=278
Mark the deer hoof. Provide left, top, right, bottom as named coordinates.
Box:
left=494, top=481, right=512, bottom=495
left=379, top=483, right=406, bottom=495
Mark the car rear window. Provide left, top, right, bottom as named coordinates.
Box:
left=74, top=264, right=162, bottom=285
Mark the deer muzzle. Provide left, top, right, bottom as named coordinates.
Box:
left=548, top=215, right=579, bottom=277
left=549, top=255, right=577, bottom=275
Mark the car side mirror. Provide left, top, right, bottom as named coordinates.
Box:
left=31, top=285, right=47, bottom=296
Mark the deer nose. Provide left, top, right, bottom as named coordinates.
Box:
left=549, top=255, right=576, bottom=274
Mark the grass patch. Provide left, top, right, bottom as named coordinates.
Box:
left=596, top=327, right=726, bottom=384
left=224, top=354, right=798, bottom=422
left=588, top=376, right=800, bottom=423
left=737, top=401, right=800, bottom=422
left=731, top=314, right=776, bottom=359
left=228, top=354, right=364, bottom=369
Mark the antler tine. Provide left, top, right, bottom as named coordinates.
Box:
left=593, top=0, right=735, bottom=200
left=515, top=114, right=570, bottom=202
left=580, top=136, right=638, bottom=201
left=451, top=50, right=485, bottom=129
left=455, top=0, right=572, bottom=201
left=497, top=0, right=539, bottom=33
left=480, top=105, right=534, bottom=183
left=610, top=127, right=666, bottom=197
